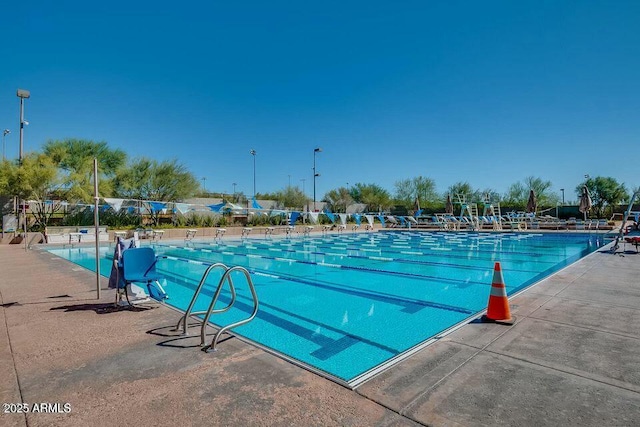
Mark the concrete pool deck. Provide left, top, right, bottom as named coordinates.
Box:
left=1, top=235, right=639, bottom=426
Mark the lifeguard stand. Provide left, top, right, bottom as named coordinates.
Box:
left=456, top=194, right=480, bottom=230
left=482, top=194, right=503, bottom=231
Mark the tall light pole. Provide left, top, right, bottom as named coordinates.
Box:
left=17, top=89, right=30, bottom=249
left=201, top=177, right=207, bottom=193
left=17, top=89, right=30, bottom=162
left=313, top=147, right=321, bottom=211
left=560, top=188, right=565, bottom=205
left=2, top=129, right=10, bottom=161
left=250, top=149, right=256, bottom=199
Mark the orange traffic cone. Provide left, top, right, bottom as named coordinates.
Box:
left=481, top=262, right=515, bottom=325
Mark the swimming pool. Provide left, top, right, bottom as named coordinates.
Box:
left=48, top=231, right=603, bottom=386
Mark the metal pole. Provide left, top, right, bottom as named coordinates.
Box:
left=19, top=99, right=26, bottom=250
left=19, top=98, right=25, bottom=161
left=23, top=200, right=27, bottom=251
left=16, top=90, right=29, bottom=248
left=93, top=158, right=101, bottom=299
left=312, top=147, right=321, bottom=212
left=249, top=149, right=256, bottom=200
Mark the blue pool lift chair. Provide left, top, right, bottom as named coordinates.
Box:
left=121, top=247, right=168, bottom=302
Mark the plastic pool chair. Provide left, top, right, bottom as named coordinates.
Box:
left=122, top=247, right=168, bottom=301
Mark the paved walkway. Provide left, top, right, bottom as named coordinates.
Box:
left=1, top=236, right=639, bottom=426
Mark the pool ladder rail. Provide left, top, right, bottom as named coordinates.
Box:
left=175, top=263, right=259, bottom=352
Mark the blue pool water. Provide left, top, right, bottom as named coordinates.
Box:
left=47, top=231, right=603, bottom=385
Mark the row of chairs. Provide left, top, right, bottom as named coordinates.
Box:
left=381, top=214, right=613, bottom=232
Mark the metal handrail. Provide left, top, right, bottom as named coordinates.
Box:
left=611, top=190, right=639, bottom=253
left=175, top=262, right=235, bottom=335
left=201, top=266, right=259, bottom=352
left=27, top=232, right=46, bottom=249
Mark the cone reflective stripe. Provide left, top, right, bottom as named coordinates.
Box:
left=482, top=262, right=514, bottom=324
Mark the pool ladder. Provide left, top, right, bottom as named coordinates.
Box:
left=175, top=263, right=259, bottom=352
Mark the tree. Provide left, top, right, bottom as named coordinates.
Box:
left=446, top=182, right=475, bottom=202
left=503, top=176, right=559, bottom=209
left=350, top=183, right=392, bottom=212
left=444, top=182, right=499, bottom=204
left=523, top=176, right=559, bottom=207
left=323, top=187, right=353, bottom=213
left=113, top=158, right=200, bottom=225
left=576, top=176, right=628, bottom=218
left=0, top=159, right=11, bottom=196
left=2, top=153, right=64, bottom=230
left=272, top=186, right=308, bottom=210
left=503, top=182, right=527, bottom=208
left=394, top=176, right=437, bottom=209
left=43, top=139, right=127, bottom=202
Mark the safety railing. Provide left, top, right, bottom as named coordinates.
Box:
left=611, top=190, right=639, bottom=253
left=201, top=266, right=259, bottom=352
left=175, top=263, right=234, bottom=335
left=27, top=232, right=46, bottom=249
left=174, top=262, right=259, bottom=352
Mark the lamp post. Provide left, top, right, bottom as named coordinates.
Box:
left=313, top=147, right=321, bottom=211
left=560, top=188, right=565, bottom=205
left=17, top=89, right=30, bottom=162
left=250, top=149, right=256, bottom=199
left=17, top=89, right=30, bottom=250
left=201, top=177, right=207, bottom=193
left=2, top=129, right=9, bottom=161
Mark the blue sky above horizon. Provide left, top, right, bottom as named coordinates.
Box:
left=1, top=1, right=639, bottom=202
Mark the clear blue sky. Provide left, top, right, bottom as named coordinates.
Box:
left=1, top=1, right=638, bottom=202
